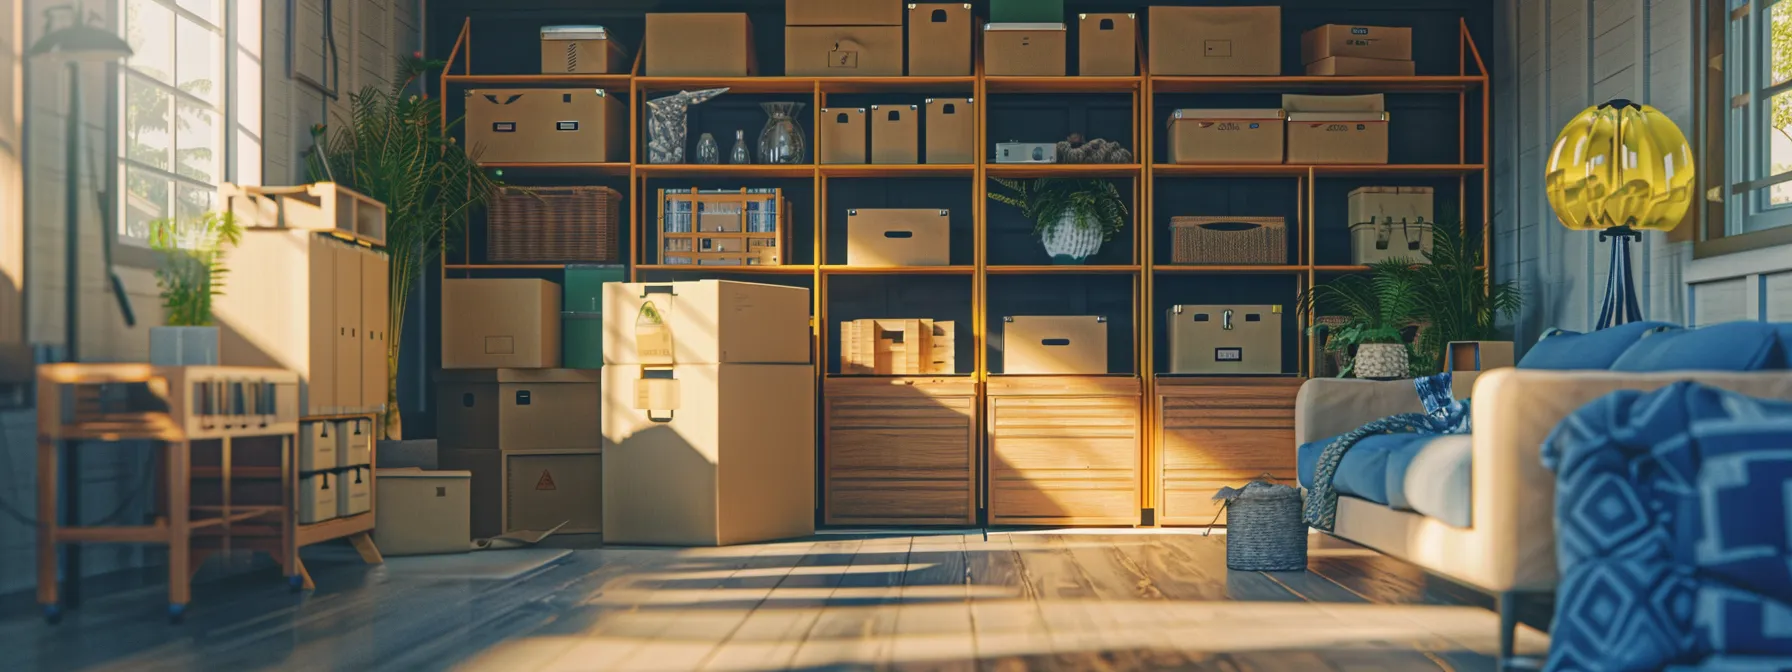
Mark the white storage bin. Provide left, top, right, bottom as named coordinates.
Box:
left=337, top=418, right=373, bottom=467
left=337, top=467, right=372, bottom=517
left=374, top=469, right=472, bottom=556
left=1348, top=187, right=1434, bottom=265
left=298, top=421, right=336, bottom=472
left=299, top=471, right=339, bottom=524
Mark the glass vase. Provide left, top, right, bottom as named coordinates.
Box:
left=695, top=133, right=720, bottom=164
left=756, top=102, right=807, bottom=164
left=730, top=130, right=751, bottom=164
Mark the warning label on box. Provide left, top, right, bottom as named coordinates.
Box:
left=535, top=470, right=557, bottom=491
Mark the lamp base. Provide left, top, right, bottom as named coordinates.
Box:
left=1596, top=226, right=1644, bottom=330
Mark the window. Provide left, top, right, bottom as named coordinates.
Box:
left=1720, top=0, right=1792, bottom=235
left=118, top=0, right=226, bottom=243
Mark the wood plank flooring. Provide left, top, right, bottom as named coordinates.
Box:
left=0, top=531, right=1550, bottom=671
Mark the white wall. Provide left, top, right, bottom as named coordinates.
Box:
left=1, top=0, right=22, bottom=345
left=264, top=0, right=423, bottom=186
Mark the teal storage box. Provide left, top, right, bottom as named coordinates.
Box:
left=991, top=0, right=1063, bottom=23
left=564, top=264, right=626, bottom=313
left=563, top=313, right=604, bottom=370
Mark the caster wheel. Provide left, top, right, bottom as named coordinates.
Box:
left=288, top=575, right=304, bottom=592
left=167, top=604, right=187, bottom=624
left=42, top=605, right=61, bottom=625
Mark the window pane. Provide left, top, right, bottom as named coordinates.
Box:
left=124, top=0, right=174, bottom=84
left=175, top=100, right=218, bottom=184
left=124, top=168, right=170, bottom=241
left=177, top=0, right=222, bottom=26
left=175, top=184, right=215, bottom=221
left=124, top=77, right=172, bottom=170
left=176, top=16, right=221, bottom=104
left=1773, top=1, right=1792, bottom=86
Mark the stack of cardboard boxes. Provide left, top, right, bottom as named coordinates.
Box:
left=1302, top=24, right=1415, bottom=76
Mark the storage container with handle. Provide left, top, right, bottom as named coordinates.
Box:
left=1170, top=216, right=1287, bottom=265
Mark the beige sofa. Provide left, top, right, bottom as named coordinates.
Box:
left=1295, top=368, right=1792, bottom=658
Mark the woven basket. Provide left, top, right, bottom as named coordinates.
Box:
left=488, top=186, right=621, bottom=263
left=1219, top=481, right=1307, bottom=571
left=1171, top=216, right=1287, bottom=265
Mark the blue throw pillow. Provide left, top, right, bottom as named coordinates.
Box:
left=1611, top=321, right=1781, bottom=372
left=1517, top=321, right=1677, bottom=370
left=1772, top=322, right=1792, bottom=369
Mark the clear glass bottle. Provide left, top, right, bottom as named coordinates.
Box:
left=756, top=102, right=807, bottom=164
left=695, top=133, right=720, bottom=164
left=729, top=130, right=752, bottom=164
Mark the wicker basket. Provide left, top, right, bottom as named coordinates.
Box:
left=488, top=186, right=621, bottom=263
left=1218, top=480, right=1307, bottom=571
left=1171, top=216, right=1287, bottom=265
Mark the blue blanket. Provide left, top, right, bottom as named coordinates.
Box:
left=1304, top=372, right=1472, bottom=531
left=1542, top=382, right=1792, bottom=671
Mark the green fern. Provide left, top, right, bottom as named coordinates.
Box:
left=1406, top=222, right=1523, bottom=374
left=149, top=211, right=242, bottom=327
left=987, top=177, right=1128, bottom=240
left=1297, top=259, right=1423, bottom=377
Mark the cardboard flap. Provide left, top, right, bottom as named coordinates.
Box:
left=632, top=375, right=682, bottom=411
left=1283, top=93, right=1385, bottom=113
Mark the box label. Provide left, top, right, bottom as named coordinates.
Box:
left=1215, top=347, right=1243, bottom=362
left=829, top=48, right=860, bottom=69
left=635, top=300, right=675, bottom=365
left=535, top=470, right=557, bottom=491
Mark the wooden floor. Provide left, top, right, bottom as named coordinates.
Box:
left=3, top=531, right=1548, bottom=671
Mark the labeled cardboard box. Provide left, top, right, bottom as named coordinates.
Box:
left=374, top=469, right=472, bottom=556
left=464, top=88, right=626, bottom=164
left=603, top=280, right=812, bottom=366
left=540, top=26, right=629, bottom=75
left=336, top=466, right=373, bottom=517
left=603, top=363, right=815, bottom=546
left=440, top=448, right=604, bottom=538
left=839, top=319, right=956, bottom=374
left=1301, top=24, right=1413, bottom=63
left=819, top=107, right=868, bottom=163
left=871, top=104, right=919, bottom=163
left=1284, top=94, right=1389, bottom=164
left=1078, top=13, right=1136, bottom=76
left=992, top=0, right=1064, bottom=23
left=847, top=209, right=950, bottom=266
left=1306, top=56, right=1415, bottom=76
left=985, top=23, right=1067, bottom=76
left=645, top=13, right=756, bottom=76
left=925, top=98, right=975, bottom=164
left=1166, top=109, right=1285, bottom=164
left=786, top=0, right=903, bottom=26
left=1003, top=315, right=1107, bottom=374
left=909, top=4, right=973, bottom=76
left=436, top=369, right=601, bottom=451
left=1149, top=6, right=1281, bottom=76
left=1447, top=341, right=1516, bottom=372
left=1166, top=304, right=1283, bottom=374
left=1348, top=186, right=1435, bottom=264
left=443, top=279, right=562, bottom=369
left=786, top=26, right=903, bottom=77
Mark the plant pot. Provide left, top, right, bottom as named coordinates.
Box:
left=1040, top=211, right=1104, bottom=264
left=1353, top=343, right=1410, bottom=380
left=149, top=326, right=219, bottom=366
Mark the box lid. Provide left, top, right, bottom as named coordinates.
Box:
left=542, top=25, right=610, bottom=40
left=1288, top=111, right=1391, bottom=122
left=985, top=22, right=1067, bottom=31
left=434, top=369, right=603, bottom=384
left=1170, top=304, right=1282, bottom=314
left=1283, top=93, right=1385, bottom=113
left=377, top=468, right=472, bottom=479
left=1348, top=186, right=1435, bottom=197
left=1170, top=108, right=1286, bottom=123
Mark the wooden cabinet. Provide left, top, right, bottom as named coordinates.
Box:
left=823, top=376, right=977, bottom=526
left=360, top=248, right=389, bottom=411
left=1155, top=377, right=1302, bottom=526
left=334, top=242, right=362, bottom=410
left=987, top=376, right=1140, bottom=526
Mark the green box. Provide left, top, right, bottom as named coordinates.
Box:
left=990, top=0, right=1064, bottom=24
left=563, top=313, right=604, bottom=370
left=563, top=264, right=626, bottom=314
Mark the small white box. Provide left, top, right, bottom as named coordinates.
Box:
left=299, top=472, right=339, bottom=524
left=1348, top=186, right=1434, bottom=265
left=337, top=418, right=373, bottom=467
left=375, top=469, right=473, bottom=556
left=298, top=421, right=337, bottom=473
left=995, top=142, right=1058, bottom=163
left=337, top=467, right=373, bottom=517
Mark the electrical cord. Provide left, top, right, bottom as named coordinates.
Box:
left=0, top=415, right=162, bottom=530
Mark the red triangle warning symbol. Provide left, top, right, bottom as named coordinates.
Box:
left=535, top=470, right=557, bottom=491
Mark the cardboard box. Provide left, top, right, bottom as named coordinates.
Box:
left=1301, top=24, right=1413, bottom=63
left=908, top=4, right=972, bottom=76
left=992, top=0, right=1063, bottom=23
left=299, top=421, right=336, bottom=472
left=1284, top=94, right=1389, bottom=164
left=436, top=369, right=601, bottom=451
left=540, top=25, right=628, bottom=74
left=337, top=417, right=373, bottom=466
left=925, top=98, right=975, bottom=164
left=440, top=448, right=604, bottom=538
left=1149, top=6, right=1280, bottom=76
left=374, top=469, right=472, bottom=556
left=1348, top=186, right=1435, bottom=265
left=1306, top=56, right=1414, bottom=76
left=985, top=23, right=1067, bottom=76
left=819, top=107, right=869, bottom=164
left=1078, top=13, right=1136, bottom=76
left=871, top=104, right=919, bottom=163
left=443, top=279, right=562, bottom=369
left=839, top=319, right=956, bottom=374
left=1167, top=109, right=1285, bottom=164
left=464, top=88, right=626, bottom=164
left=1447, top=341, right=1516, bottom=371
left=603, top=280, right=812, bottom=366
left=1003, top=315, right=1107, bottom=374
left=603, top=364, right=815, bottom=546
left=299, top=472, right=338, bottom=524
left=1166, top=305, right=1283, bottom=374
left=786, top=25, right=903, bottom=77
left=787, top=0, right=903, bottom=26
left=337, top=466, right=373, bottom=517
left=645, top=13, right=756, bottom=77
left=847, top=209, right=950, bottom=266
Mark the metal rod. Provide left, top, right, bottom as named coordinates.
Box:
left=61, top=60, right=82, bottom=609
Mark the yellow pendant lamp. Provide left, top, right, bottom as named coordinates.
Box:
left=1544, top=99, right=1694, bottom=328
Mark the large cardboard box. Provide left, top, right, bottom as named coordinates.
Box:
left=1149, top=6, right=1280, bottom=76
left=1447, top=341, right=1515, bottom=371
left=1348, top=186, right=1435, bottom=264
left=839, top=319, right=955, bottom=374
left=1003, top=315, right=1107, bottom=374
left=435, top=369, right=601, bottom=451
left=440, top=448, right=603, bottom=538
left=374, top=469, right=472, bottom=556
left=443, top=279, right=562, bottom=369
left=1166, top=305, right=1283, bottom=374
left=786, top=26, right=903, bottom=77
left=1078, top=13, right=1136, bottom=76
left=1306, top=56, right=1414, bottom=76
left=540, top=26, right=629, bottom=74
left=603, top=280, right=811, bottom=366
left=908, top=4, right=972, bottom=76
left=871, top=104, right=919, bottom=164
left=925, top=98, right=975, bottom=164
left=1285, top=94, right=1389, bottom=164
left=464, top=88, right=626, bottom=164
left=819, top=107, right=868, bottom=164
left=603, top=363, right=815, bottom=546
left=847, top=209, right=950, bottom=266
left=645, top=13, right=756, bottom=76
left=786, top=0, right=903, bottom=26
left=1301, top=24, right=1413, bottom=63
left=1166, top=109, right=1285, bottom=164
left=985, top=23, right=1067, bottom=76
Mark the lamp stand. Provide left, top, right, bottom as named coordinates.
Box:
left=1595, top=226, right=1643, bottom=330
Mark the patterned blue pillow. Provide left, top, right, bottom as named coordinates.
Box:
left=1518, top=321, right=1678, bottom=370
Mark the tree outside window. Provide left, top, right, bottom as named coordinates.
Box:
left=118, top=0, right=223, bottom=243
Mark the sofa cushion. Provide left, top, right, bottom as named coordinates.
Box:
left=1611, top=321, right=1782, bottom=372
left=1396, top=435, right=1472, bottom=528
left=1516, top=321, right=1677, bottom=370
left=1298, top=433, right=1434, bottom=508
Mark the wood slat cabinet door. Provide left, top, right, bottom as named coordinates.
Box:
left=1156, top=377, right=1303, bottom=526
left=305, top=234, right=336, bottom=416
left=987, top=376, right=1141, bottom=526
left=824, top=377, right=977, bottom=525
left=361, top=249, right=389, bottom=413
left=333, top=240, right=363, bottom=411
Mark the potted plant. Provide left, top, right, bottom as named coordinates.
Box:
left=987, top=177, right=1128, bottom=264
left=1407, top=222, right=1523, bottom=374
left=308, top=53, right=499, bottom=439
left=1297, top=259, right=1422, bottom=379
left=147, top=211, right=242, bottom=365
